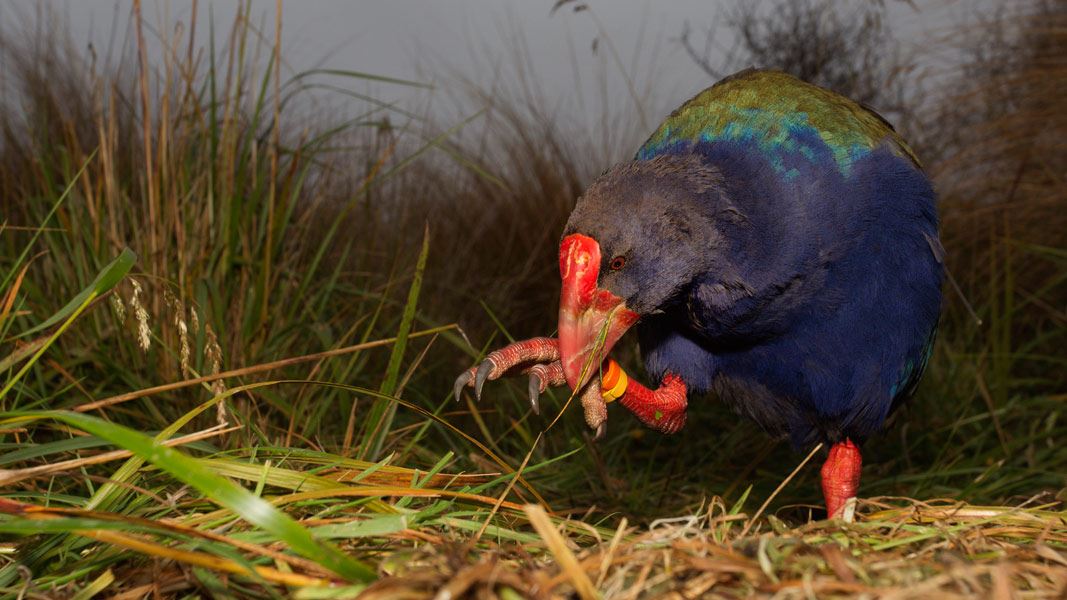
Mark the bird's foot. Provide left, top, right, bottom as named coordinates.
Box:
left=453, top=337, right=564, bottom=415
left=617, top=373, right=688, bottom=434
left=820, top=438, right=862, bottom=519
left=580, top=377, right=609, bottom=441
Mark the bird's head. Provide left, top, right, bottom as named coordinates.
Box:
left=558, top=154, right=729, bottom=390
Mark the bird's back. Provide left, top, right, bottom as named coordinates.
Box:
left=637, top=69, right=919, bottom=176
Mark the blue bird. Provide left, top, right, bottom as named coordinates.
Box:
left=455, top=69, right=944, bottom=517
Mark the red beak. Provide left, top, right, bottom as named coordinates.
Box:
left=558, top=234, right=639, bottom=390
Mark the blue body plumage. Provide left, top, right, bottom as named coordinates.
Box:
left=631, top=71, right=943, bottom=447
left=638, top=143, right=941, bottom=446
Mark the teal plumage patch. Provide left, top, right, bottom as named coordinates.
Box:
left=891, top=328, right=937, bottom=400
left=637, top=69, right=919, bottom=176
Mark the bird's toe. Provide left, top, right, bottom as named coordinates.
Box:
left=453, top=370, right=473, bottom=402
left=580, top=380, right=609, bottom=435
left=527, top=374, right=542, bottom=415
left=474, top=359, right=496, bottom=401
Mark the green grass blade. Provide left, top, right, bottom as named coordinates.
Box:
left=0, top=248, right=135, bottom=401
left=69, top=568, right=114, bottom=600
left=14, top=248, right=136, bottom=339
left=6, top=410, right=376, bottom=583
left=360, top=225, right=430, bottom=461
left=288, top=68, right=432, bottom=89
left=0, top=151, right=95, bottom=293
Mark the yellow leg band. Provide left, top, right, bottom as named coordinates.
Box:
left=600, top=359, right=628, bottom=403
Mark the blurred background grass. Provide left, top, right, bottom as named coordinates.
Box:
left=0, top=0, right=1064, bottom=596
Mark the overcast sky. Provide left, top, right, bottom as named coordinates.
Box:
left=2, top=1, right=998, bottom=131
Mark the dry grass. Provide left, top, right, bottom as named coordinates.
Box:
left=363, top=499, right=1067, bottom=599
left=3, top=488, right=1063, bottom=598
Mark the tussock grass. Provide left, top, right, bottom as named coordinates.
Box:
left=0, top=1, right=1064, bottom=598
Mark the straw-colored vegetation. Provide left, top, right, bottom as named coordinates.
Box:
left=0, top=1, right=1064, bottom=598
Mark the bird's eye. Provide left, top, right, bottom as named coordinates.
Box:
left=609, top=256, right=626, bottom=271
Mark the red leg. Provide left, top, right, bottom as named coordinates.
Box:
left=479, top=337, right=559, bottom=376
left=454, top=337, right=560, bottom=402
left=821, top=439, right=862, bottom=518
left=616, top=373, right=688, bottom=434
left=525, top=361, right=566, bottom=391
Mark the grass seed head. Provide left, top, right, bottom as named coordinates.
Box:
left=129, top=279, right=151, bottom=352
left=108, top=292, right=126, bottom=324
left=202, top=324, right=228, bottom=425
left=177, top=319, right=191, bottom=378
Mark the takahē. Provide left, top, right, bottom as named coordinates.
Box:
left=455, top=69, right=943, bottom=517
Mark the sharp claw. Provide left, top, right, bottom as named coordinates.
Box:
left=474, top=360, right=495, bottom=401
left=527, top=374, right=541, bottom=415
left=453, top=371, right=472, bottom=402
left=594, top=422, right=606, bottom=442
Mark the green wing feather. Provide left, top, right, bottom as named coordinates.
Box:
left=638, top=69, right=920, bottom=174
